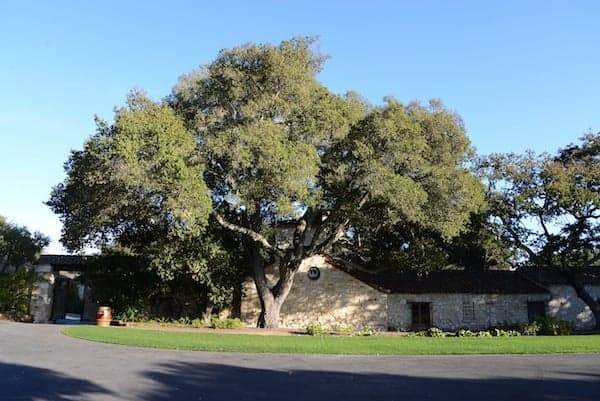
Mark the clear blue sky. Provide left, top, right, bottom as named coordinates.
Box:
left=1, top=1, right=599, bottom=253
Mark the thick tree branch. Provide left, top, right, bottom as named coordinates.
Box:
left=272, top=261, right=299, bottom=301
left=215, top=213, right=284, bottom=257
left=501, top=217, right=538, bottom=261
left=1, top=253, right=11, bottom=272
left=315, top=222, right=347, bottom=253
left=565, top=270, right=600, bottom=329
left=292, top=211, right=309, bottom=252
left=309, top=192, right=370, bottom=255
left=306, top=210, right=331, bottom=254
left=537, top=211, right=552, bottom=240
left=326, top=255, right=390, bottom=274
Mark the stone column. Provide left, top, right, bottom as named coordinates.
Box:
left=30, top=264, right=56, bottom=323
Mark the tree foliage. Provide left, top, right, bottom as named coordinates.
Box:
left=0, top=215, right=49, bottom=272
left=322, top=99, right=486, bottom=271
left=47, top=92, right=238, bottom=311
left=481, top=132, right=600, bottom=328
left=172, top=38, right=485, bottom=326
left=49, top=38, right=486, bottom=327
left=481, top=132, right=600, bottom=268
left=48, top=93, right=211, bottom=251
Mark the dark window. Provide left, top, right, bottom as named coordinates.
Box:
left=411, top=302, right=431, bottom=328
left=462, top=300, right=475, bottom=322
left=527, top=301, right=546, bottom=322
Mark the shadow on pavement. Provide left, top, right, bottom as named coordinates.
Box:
left=137, top=361, right=600, bottom=401
left=2, top=359, right=599, bottom=401
left=0, top=361, right=112, bottom=400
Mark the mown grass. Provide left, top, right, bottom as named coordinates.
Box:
left=63, top=326, right=600, bottom=355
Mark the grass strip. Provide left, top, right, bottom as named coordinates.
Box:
left=63, top=326, right=600, bottom=355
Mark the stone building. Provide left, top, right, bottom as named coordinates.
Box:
left=519, top=268, right=600, bottom=330
left=28, top=253, right=600, bottom=330
left=30, top=255, right=96, bottom=323
left=241, top=256, right=600, bottom=331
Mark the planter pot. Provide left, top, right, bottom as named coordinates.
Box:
left=96, top=306, right=112, bottom=327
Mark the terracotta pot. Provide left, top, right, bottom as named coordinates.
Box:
left=96, top=306, right=112, bottom=327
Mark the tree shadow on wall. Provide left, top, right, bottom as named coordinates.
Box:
left=0, top=362, right=112, bottom=401
left=137, top=361, right=600, bottom=401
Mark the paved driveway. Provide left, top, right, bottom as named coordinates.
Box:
left=1, top=321, right=599, bottom=401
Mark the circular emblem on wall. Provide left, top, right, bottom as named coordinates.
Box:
left=307, top=266, right=321, bottom=280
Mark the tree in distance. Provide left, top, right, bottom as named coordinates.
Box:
left=481, top=132, right=600, bottom=328
left=0, top=215, right=49, bottom=272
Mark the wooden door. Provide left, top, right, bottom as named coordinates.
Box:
left=51, top=277, right=69, bottom=321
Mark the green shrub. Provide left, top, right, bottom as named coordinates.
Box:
left=535, top=317, right=573, bottom=336
left=491, top=328, right=521, bottom=337
left=0, top=270, right=36, bottom=319
left=210, top=317, right=242, bottom=329
left=146, top=317, right=170, bottom=325
left=306, top=324, right=378, bottom=337
left=457, top=329, right=475, bottom=337
left=331, top=325, right=354, bottom=336
left=191, top=318, right=210, bottom=328
left=522, top=321, right=541, bottom=336
left=357, top=326, right=378, bottom=336
left=411, top=327, right=446, bottom=337
left=454, top=329, right=516, bottom=337
left=114, top=306, right=144, bottom=322
left=492, top=322, right=523, bottom=332
left=306, top=323, right=325, bottom=336
left=426, top=327, right=446, bottom=337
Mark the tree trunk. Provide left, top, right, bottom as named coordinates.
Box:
left=1, top=254, right=10, bottom=273
left=201, top=301, right=213, bottom=322
left=566, top=271, right=600, bottom=330
left=249, top=244, right=298, bottom=328
left=215, top=209, right=328, bottom=329
left=254, top=266, right=293, bottom=328
left=230, top=281, right=242, bottom=319
left=258, top=295, right=283, bottom=328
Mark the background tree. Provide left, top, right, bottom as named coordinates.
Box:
left=0, top=215, right=49, bottom=272
left=481, top=132, right=600, bottom=327
left=87, top=234, right=245, bottom=320
left=353, top=212, right=512, bottom=273
left=443, top=212, right=514, bottom=270
left=0, top=215, right=48, bottom=319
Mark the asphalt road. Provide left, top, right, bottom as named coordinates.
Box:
left=1, top=321, right=599, bottom=401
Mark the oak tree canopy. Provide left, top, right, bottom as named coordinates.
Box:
left=49, top=38, right=486, bottom=327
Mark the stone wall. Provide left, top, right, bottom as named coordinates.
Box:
left=387, top=293, right=550, bottom=331
left=241, top=259, right=600, bottom=331
left=241, top=255, right=388, bottom=329
left=29, top=264, right=55, bottom=323
left=547, top=285, right=600, bottom=330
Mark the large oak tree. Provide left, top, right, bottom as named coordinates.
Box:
left=49, top=38, right=485, bottom=327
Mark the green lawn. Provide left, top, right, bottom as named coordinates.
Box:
left=63, top=326, right=600, bottom=355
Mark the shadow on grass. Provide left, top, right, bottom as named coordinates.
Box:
left=0, top=362, right=112, bottom=400
left=137, top=361, right=600, bottom=401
